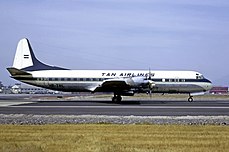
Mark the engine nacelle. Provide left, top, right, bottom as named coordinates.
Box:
left=126, top=77, right=155, bottom=88
left=131, top=77, right=146, bottom=86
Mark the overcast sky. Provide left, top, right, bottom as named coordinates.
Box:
left=1, top=0, right=229, bottom=86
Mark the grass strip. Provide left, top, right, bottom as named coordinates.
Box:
left=0, top=124, right=228, bottom=152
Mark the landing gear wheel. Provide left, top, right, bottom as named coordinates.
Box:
left=112, top=95, right=122, bottom=103
left=188, top=96, right=193, bottom=102
left=117, top=96, right=122, bottom=102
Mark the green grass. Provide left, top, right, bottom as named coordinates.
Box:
left=0, top=124, right=228, bottom=152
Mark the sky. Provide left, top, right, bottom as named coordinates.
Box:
left=0, top=0, right=229, bottom=86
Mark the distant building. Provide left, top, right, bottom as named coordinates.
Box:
left=21, top=86, right=50, bottom=94
left=210, top=86, right=228, bottom=94
left=11, top=83, right=57, bottom=94
left=11, top=84, right=21, bottom=94
left=0, top=81, right=3, bottom=93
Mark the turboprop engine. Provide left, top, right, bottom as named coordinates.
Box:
left=126, top=77, right=155, bottom=90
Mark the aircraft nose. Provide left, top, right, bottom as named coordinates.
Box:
left=203, top=79, right=213, bottom=91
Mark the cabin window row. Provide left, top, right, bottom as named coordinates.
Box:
left=36, top=78, right=109, bottom=81
left=36, top=78, right=186, bottom=82
left=164, top=79, right=186, bottom=82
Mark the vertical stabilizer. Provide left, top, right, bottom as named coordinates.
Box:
left=13, top=38, right=33, bottom=69
left=11, top=38, right=67, bottom=71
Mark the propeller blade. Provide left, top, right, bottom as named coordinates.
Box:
left=148, top=80, right=155, bottom=99
left=146, top=68, right=154, bottom=99
left=149, top=89, right=152, bottom=99
left=148, top=68, right=151, bottom=80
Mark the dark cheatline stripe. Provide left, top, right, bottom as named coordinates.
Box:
left=185, top=79, right=211, bottom=83
left=151, top=78, right=211, bottom=83
left=13, top=77, right=37, bottom=81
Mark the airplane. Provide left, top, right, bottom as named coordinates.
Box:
left=7, top=38, right=213, bottom=102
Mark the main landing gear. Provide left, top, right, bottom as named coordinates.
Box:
left=112, top=94, right=122, bottom=102
left=188, top=94, right=193, bottom=102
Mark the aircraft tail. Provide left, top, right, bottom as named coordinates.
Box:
left=11, top=38, right=67, bottom=71
left=12, top=38, right=35, bottom=70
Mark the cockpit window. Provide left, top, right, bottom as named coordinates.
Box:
left=196, top=74, right=204, bottom=79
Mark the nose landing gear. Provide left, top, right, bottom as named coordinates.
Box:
left=188, top=95, right=193, bottom=102
left=112, top=94, right=122, bottom=102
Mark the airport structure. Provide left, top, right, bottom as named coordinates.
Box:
left=0, top=81, right=3, bottom=93
left=0, top=81, right=59, bottom=94
left=210, top=86, right=229, bottom=94
left=11, top=83, right=60, bottom=94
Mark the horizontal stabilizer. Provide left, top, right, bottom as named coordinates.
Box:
left=7, top=67, right=32, bottom=76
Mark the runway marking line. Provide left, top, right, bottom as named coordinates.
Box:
left=8, top=106, right=229, bottom=109
left=0, top=102, right=35, bottom=107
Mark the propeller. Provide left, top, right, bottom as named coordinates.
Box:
left=147, top=68, right=155, bottom=98
left=148, top=68, right=152, bottom=80
left=148, top=80, right=154, bottom=98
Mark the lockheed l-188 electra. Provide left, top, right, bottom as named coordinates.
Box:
left=7, top=38, right=213, bottom=102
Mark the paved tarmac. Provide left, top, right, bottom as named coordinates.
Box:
left=0, top=97, right=229, bottom=116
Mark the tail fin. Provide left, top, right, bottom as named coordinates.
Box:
left=13, top=38, right=34, bottom=70
left=11, top=38, right=67, bottom=71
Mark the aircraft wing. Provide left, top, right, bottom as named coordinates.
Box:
left=102, top=79, right=131, bottom=88
left=91, top=78, right=132, bottom=92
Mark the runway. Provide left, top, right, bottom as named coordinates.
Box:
left=0, top=98, right=229, bottom=116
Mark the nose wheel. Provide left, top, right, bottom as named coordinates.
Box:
left=188, top=96, right=193, bottom=102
